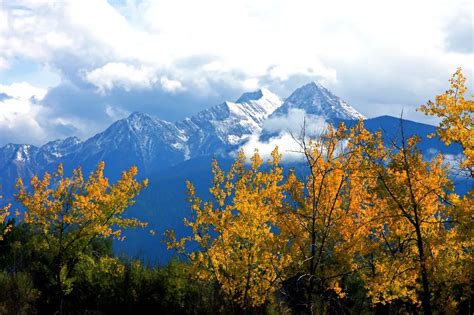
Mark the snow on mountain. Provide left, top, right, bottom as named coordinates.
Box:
left=0, top=83, right=366, bottom=190
left=252, top=82, right=365, bottom=156
left=177, top=88, right=282, bottom=155
left=68, top=112, right=189, bottom=175
left=83, top=111, right=186, bottom=157
left=0, top=144, right=40, bottom=195
left=12, top=88, right=280, bottom=177
left=235, top=88, right=282, bottom=123
left=0, top=144, right=38, bottom=165
left=271, top=82, right=365, bottom=122
left=37, top=137, right=82, bottom=164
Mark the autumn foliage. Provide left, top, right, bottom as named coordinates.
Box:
left=14, top=162, right=147, bottom=314
left=419, top=68, right=473, bottom=176
left=167, top=148, right=292, bottom=309
left=277, top=122, right=379, bottom=312
left=0, top=69, right=471, bottom=314
left=0, top=194, right=11, bottom=240
left=167, top=69, right=472, bottom=313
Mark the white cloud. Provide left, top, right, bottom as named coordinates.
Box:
left=85, top=62, right=158, bottom=93
left=160, top=76, right=184, bottom=93
left=241, top=133, right=305, bottom=163
left=2, top=0, right=471, bottom=95
left=242, top=78, right=260, bottom=91
left=0, top=82, right=48, bottom=144
left=105, top=105, right=130, bottom=120
left=240, top=108, right=329, bottom=162
left=0, top=0, right=472, bottom=145
left=263, top=108, right=328, bottom=137
left=0, top=82, right=47, bottom=100
left=442, top=152, right=471, bottom=178
left=0, top=81, right=108, bottom=146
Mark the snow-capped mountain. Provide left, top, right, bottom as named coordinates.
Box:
left=1, top=81, right=460, bottom=195
left=63, top=87, right=282, bottom=175
left=271, top=82, right=365, bottom=122
left=0, top=137, right=85, bottom=195
left=177, top=88, right=281, bottom=156
left=0, top=82, right=465, bottom=262
left=0, top=86, right=282, bottom=184
left=1, top=81, right=457, bottom=192
left=36, top=137, right=82, bottom=164
left=0, top=144, right=40, bottom=185
left=68, top=112, right=188, bottom=175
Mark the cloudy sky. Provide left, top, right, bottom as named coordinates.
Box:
left=0, top=0, right=472, bottom=146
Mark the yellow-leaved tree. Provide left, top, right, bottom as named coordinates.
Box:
left=279, top=122, right=377, bottom=313
left=356, top=128, right=459, bottom=314
left=418, top=68, right=473, bottom=312
left=0, top=192, right=11, bottom=240
left=167, top=149, right=292, bottom=310
left=418, top=68, right=473, bottom=177
left=15, top=162, right=147, bottom=315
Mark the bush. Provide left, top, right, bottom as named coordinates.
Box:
left=0, top=271, right=39, bottom=314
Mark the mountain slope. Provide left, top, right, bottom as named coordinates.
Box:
left=66, top=112, right=188, bottom=177
left=0, top=87, right=282, bottom=184
left=177, top=88, right=281, bottom=156
left=271, top=82, right=365, bottom=122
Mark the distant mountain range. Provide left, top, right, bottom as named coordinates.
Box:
left=0, top=82, right=467, bottom=262
left=0, top=82, right=367, bottom=189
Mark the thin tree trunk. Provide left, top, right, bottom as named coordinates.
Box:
left=414, top=225, right=432, bottom=315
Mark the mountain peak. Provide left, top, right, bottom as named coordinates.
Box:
left=122, top=111, right=166, bottom=132
left=271, top=81, right=365, bottom=121
left=65, top=136, right=82, bottom=145
left=43, top=136, right=81, bottom=147
left=127, top=111, right=152, bottom=121
left=236, top=88, right=280, bottom=104
left=40, top=136, right=82, bottom=159
left=306, top=81, right=330, bottom=91
left=291, top=81, right=331, bottom=97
